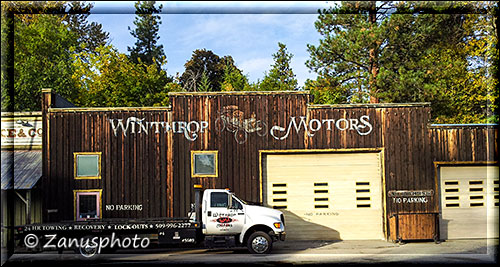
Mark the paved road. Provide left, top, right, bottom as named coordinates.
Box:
left=3, top=238, right=498, bottom=266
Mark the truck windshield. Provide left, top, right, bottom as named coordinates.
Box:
left=232, top=195, right=247, bottom=205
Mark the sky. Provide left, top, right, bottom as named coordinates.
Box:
left=87, top=1, right=339, bottom=88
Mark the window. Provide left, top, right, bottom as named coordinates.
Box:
left=74, top=190, right=102, bottom=221
left=191, top=151, right=218, bottom=177
left=211, top=192, right=228, bottom=208
left=231, top=196, right=243, bottom=210
left=74, top=152, right=101, bottom=179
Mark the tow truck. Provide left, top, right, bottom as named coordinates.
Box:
left=16, top=185, right=286, bottom=256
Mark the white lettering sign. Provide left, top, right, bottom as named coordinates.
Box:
left=388, top=190, right=434, bottom=204
left=109, top=117, right=208, bottom=141
left=105, top=204, right=143, bottom=211
left=270, top=115, right=373, bottom=140
left=110, top=114, right=373, bottom=142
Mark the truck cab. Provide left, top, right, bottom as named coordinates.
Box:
left=199, top=188, right=286, bottom=254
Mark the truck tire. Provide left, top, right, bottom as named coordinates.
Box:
left=79, top=244, right=98, bottom=258
left=76, top=236, right=98, bottom=258
left=247, top=231, right=272, bottom=254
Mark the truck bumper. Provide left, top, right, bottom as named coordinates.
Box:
left=273, top=231, right=286, bottom=242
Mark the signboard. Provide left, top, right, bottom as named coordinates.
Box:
left=1, top=113, right=42, bottom=148
left=108, top=113, right=374, bottom=143
left=388, top=190, right=434, bottom=204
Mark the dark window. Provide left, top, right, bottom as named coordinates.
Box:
left=77, top=194, right=99, bottom=220
left=211, top=192, right=228, bottom=208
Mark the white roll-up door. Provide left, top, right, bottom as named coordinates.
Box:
left=263, top=152, right=384, bottom=240
left=439, top=165, right=499, bottom=239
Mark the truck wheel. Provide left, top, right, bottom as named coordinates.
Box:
left=79, top=244, right=98, bottom=258
left=77, top=237, right=99, bottom=258
left=247, top=231, right=272, bottom=254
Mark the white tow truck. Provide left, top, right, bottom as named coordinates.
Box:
left=16, top=185, right=286, bottom=256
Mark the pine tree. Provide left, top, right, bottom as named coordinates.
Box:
left=128, top=1, right=165, bottom=69
left=305, top=1, right=497, bottom=122
left=260, top=42, right=298, bottom=91
left=198, top=71, right=211, bottom=92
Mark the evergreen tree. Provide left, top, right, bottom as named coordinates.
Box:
left=221, top=61, right=249, bottom=91
left=260, top=42, right=298, bottom=91
left=306, top=1, right=497, bottom=123
left=198, top=71, right=211, bottom=92
left=128, top=1, right=165, bottom=69
left=65, top=1, right=109, bottom=53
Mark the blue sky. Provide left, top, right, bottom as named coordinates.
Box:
left=88, top=1, right=338, bottom=88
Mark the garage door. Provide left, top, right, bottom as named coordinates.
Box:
left=439, top=165, right=499, bottom=239
left=263, top=152, right=384, bottom=240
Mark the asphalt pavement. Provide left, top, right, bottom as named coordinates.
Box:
left=2, top=238, right=498, bottom=266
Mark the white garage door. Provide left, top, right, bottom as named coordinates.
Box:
left=439, top=165, right=499, bottom=239
left=263, top=152, right=384, bottom=240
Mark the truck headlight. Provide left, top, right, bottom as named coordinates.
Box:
left=273, top=222, right=281, bottom=229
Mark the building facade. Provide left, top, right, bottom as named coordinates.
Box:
left=40, top=90, right=498, bottom=241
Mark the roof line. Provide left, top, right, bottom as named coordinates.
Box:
left=48, top=107, right=172, bottom=112
left=308, top=102, right=431, bottom=109
left=168, top=90, right=310, bottom=96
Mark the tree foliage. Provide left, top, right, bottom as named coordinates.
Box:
left=221, top=60, right=250, bottom=91
left=306, top=1, right=498, bottom=123
left=1, top=1, right=109, bottom=111
left=180, top=49, right=243, bottom=92
left=259, top=42, right=298, bottom=91
left=7, top=13, right=79, bottom=111
left=128, top=1, right=166, bottom=69
left=72, top=45, right=176, bottom=107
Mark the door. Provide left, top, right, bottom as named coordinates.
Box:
left=263, top=152, right=384, bottom=240
left=205, top=191, right=245, bottom=235
left=439, top=165, right=499, bottom=239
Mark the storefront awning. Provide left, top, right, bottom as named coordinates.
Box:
left=1, top=150, right=42, bottom=190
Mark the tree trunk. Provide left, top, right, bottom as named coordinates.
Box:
left=368, top=0, right=380, bottom=103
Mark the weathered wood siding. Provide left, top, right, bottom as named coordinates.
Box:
left=429, top=125, right=498, bottom=162
left=170, top=92, right=311, bottom=216
left=42, top=91, right=173, bottom=222
left=169, top=93, right=437, bottom=218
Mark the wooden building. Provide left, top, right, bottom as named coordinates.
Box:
left=1, top=112, right=43, bottom=249
left=40, top=89, right=498, bottom=241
